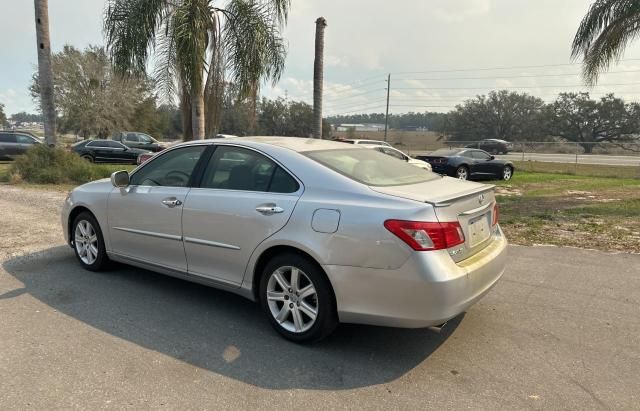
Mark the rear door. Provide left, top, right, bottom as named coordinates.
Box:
left=182, top=144, right=302, bottom=285
left=108, top=145, right=208, bottom=271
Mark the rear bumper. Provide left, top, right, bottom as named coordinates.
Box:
left=324, top=226, right=507, bottom=328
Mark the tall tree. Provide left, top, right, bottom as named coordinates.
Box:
left=104, top=0, right=289, bottom=140
left=34, top=0, right=57, bottom=145
left=447, top=90, right=547, bottom=142
left=0, top=103, right=7, bottom=128
left=548, top=92, right=640, bottom=153
left=572, top=0, right=640, bottom=84
left=313, top=17, right=327, bottom=138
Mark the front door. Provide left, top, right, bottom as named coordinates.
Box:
left=182, top=145, right=302, bottom=285
left=107, top=145, right=207, bottom=271
left=471, top=150, right=494, bottom=176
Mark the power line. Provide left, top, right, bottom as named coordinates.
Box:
left=324, top=88, right=385, bottom=103
left=393, top=68, right=640, bottom=81
left=392, top=82, right=640, bottom=90
left=392, top=58, right=640, bottom=75
left=325, top=98, right=387, bottom=110
left=327, top=102, right=388, bottom=115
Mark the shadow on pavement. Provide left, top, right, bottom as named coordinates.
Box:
left=3, top=246, right=462, bottom=390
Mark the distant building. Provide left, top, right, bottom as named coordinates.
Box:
left=335, top=123, right=385, bottom=132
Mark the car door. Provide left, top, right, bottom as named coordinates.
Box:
left=470, top=150, right=494, bottom=176
left=107, top=145, right=208, bottom=271
left=0, top=133, right=18, bottom=157
left=15, top=134, right=39, bottom=154
left=182, top=145, right=302, bottom=285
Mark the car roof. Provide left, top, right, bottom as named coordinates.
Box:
left=175, top=136, right=365, bottom=153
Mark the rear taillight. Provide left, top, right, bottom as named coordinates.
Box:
left=384, top=220, right=465, bottom=251
left=492, top=203, right=499, bottom=226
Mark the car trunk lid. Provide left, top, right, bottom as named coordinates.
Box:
left=371, top=177, right=497, bottom=263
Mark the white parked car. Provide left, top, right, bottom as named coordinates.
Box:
left=362, top=144, right=433, bottom=172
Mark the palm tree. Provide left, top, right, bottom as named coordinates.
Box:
left=572, top=0, right=640, bottom=85
left=34, top=0, right=57, bottom=145
left=312, top=17, right=326, bottom=139
left=104, top=0, right=288, bottom=139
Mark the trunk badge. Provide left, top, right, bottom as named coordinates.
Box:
left=478, top=194, right=485, bottom=204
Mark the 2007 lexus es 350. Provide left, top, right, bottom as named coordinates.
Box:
left=62, top=137, right=507, bottom=342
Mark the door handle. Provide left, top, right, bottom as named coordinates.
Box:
left=256, top=205, right=284, bottom=215
left=162, top=198, right=183, bottom=207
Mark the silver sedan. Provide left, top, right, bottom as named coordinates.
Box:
left=61, top=137, right=507, bottom=342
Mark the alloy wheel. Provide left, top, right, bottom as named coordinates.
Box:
left=503, top=166, right=512, bottom=180
left=74, top=220, right=99, bottom=265
left=266, top=266, right=319, bottom=333
left=457, top=167, right=468, bottom=180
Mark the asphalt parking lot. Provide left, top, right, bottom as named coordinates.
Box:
left=0, top=185, right=638, bottom=409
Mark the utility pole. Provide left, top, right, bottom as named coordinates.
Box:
left=384, top=73, right=390, bottom=141
left=313, top=17, right=327, bottom=139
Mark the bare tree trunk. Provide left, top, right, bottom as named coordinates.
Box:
left=34, top=0, right=56, bottom=146
left=313, top=17, right=327, bottom=139
left=204, top=47, right=224, bottom=138
left=191, top=85, right=205, bottom=140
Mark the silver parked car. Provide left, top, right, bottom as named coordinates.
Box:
left=62, top=137, right=507, bottom=342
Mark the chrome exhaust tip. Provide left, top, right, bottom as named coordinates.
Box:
left=427, top=322, right=448, bottom=334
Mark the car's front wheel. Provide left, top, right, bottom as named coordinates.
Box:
left=259, top=253, right=337, bottom=343
left=81, top=154, right=94, bottom=163
left=72, top=212, right=109, bottom=271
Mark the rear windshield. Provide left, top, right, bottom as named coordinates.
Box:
left=306, top=148, right=439, bottom=187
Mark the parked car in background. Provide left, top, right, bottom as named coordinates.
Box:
left=214, top=134, right=238, bottom=138
left=113, top=132, right=167, bottom=152
left=465, top=139, right=512, bottom=154
left=0, top=131, right=42, bottom=159
left=362, top=144, right=432, bottom=171
left=338, top=138, right=392, bottom=147
left=72, top=139, right=151, bottom=164
left=136, top=151, right=156, bottom=165
left=418, top=148, right=514, bottom=181
left=62, top=137, right=506, bottom=343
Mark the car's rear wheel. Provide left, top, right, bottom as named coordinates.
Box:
left=72, top=212, right=109, bottom=271
left=259, top=253, right=337, bottom=343
left=502, top=165, right=513, bottom=181
left=456, top=166, right=469, bottom=180
left=81, top=154, right=94, bottom=163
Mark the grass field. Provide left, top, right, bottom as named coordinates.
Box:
left=495, top=172, right=640, bottom=253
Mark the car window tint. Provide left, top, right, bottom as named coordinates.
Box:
left=125, top=133, right=139, bottom=142
left=16, top=135, right=36, bottom=144
left=459, top=150, right=473, bottom=158
left=383, top=148, right=406, bottom=160
left=472, top=151, right=491, bottom=160
left=307, top=148, right=438, bottom=187
left=0, top=133, right=17, bottom=143
left=138, top=134, right=153, bottom=143
left=130, top=145, right=206, bottom=187
left=88, top=140, right=120, bottom=148
left=269, top=166, right=300, bottom=193
left=201, top=146, right=278, bottom=192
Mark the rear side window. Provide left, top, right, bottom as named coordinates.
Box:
left=307, top=148, right=437, bottom=187
left=0, top=133, right=17, bottom=143
left=16, top=135, right=37, bottom=144
left=125, top=133, right=139, bottom=142
left=200, top=145, right=299, bottom=193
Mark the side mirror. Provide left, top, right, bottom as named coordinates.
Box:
left=111, top=170, right=130, bottom=188
left=490, top=155, right=495, bottom=160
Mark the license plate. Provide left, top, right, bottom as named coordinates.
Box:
left=468, top=214, right=491, bottom=247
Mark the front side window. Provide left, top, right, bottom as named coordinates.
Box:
left=125, top=133, right=139, bottom=142
left=307, top=148, right=438, bottom=187
left=137, top=134, right=153, bottom=143
left=130, top=145, right=206, bottom=187
left=200, top=145, right=299, bottom=193
left=16, top=135, right=37, bottom=144
left=472, top=151, right=491, bottom=160
left=88, top=140, right=123, bottom=148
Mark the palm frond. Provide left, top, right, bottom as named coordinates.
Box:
left=571, top=0, right=640, bottom=84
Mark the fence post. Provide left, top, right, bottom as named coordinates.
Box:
left=575, top=142, right=579, bottom=174
left=521, top=142, right=525, bottom=161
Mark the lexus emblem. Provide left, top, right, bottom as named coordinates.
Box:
left=478, top=194, right=485, bottom=204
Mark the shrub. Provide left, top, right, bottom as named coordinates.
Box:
left=10, top=145, right=121, bottom=185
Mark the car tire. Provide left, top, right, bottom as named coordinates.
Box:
left=502, top=165, right=513, bottom=181
left=259, top=253, right=337, bottom=343
left=71, top=212, right=109, bottom=272
left=81, top=154, right=94, bottom=163
left=456, top=166, right=469, bottom=180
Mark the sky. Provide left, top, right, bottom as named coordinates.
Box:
left=3, top=0, right=640, bottom=117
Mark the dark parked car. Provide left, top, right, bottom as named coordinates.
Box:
left=417, top=148, right=514, bottom=181
left=465, top=139, right=512, bottom=154
left=0, top=131, right=42, bottom=159
left=113, top=132, right=167, bottom=152
left=72, top=139, right=151, bottom=164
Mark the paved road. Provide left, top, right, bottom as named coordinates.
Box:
left=498, top=152, right=640, bottom=167
left=1, top=185, right=639, bottom=409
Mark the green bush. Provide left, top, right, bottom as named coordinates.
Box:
left=9, top=145, right=127, bottom=185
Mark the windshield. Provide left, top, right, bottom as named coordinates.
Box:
left=306, top=148, right=438, bottom=187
